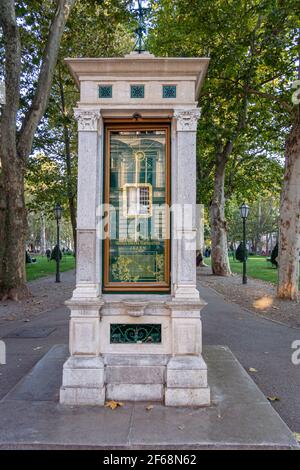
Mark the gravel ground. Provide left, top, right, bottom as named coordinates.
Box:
left=0, top=270, right=75, bottom=323
left=197, top=266, right=300, bottom=329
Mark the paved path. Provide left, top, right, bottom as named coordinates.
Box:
left=0, top=273, right=299, bottom=432
left=199, top=283, right=300, bottom=432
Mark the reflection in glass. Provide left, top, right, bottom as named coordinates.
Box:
left=108, top=129, right=168, bottom=285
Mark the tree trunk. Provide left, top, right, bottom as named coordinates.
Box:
left=209, top=155, right=231, bottom=276
left=0, top=0, right=75, bottom=298
left=58, top=69, right=77, bottom=253
left=277, top=113, right=300, bottom=300
left=0, top=0, right=26, bottom=299
left=0, top=158, right=28, bottom=300
left=40, top=213, right=47, bottom=254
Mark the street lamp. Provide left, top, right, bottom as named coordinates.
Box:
left=239, top=203, right=249, bottom=285
left=54, top=203, right=63, bottom=283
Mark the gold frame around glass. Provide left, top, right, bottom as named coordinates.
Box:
left=103, top=120, right=171, bottom=292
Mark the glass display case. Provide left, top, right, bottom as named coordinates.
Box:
left=103, top=123, right=170, bottom=291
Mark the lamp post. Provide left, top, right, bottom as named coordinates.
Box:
left=54, top=203, right=62, bottom=283
left=239, top=203, right=249, bottom=285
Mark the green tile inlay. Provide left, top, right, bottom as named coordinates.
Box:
left=99, top=85, right=112, bottom=98
left=110, top=324, right=161, bottom=343
left=130, top=84, right=145, bottom=99
left=163, top=85, right=177, bottom=98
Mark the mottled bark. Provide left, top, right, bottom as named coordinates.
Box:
left=209, top=151, right=231, bottom=276
left=277, top=113, right=300, bottom=300
left=0, top=0, right=75, bottom=299
left=209, top=94, right=248, bottom=276
left=0, top=0, right=26, bottom=299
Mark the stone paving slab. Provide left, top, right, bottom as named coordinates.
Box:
left=0, top=345, right=298, bottom=450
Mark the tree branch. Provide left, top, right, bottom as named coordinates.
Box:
left=17, top=0, right=76, bottom=160
left=244, top=86, right=292, bottom=113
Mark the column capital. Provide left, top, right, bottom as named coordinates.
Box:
left=74, top=108, right=101, bottom=131
left=174, top=108, right=201, bottom=132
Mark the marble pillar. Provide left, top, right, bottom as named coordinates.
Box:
left=60, top=109, right=105, bottom=406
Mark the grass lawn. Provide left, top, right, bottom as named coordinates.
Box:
left=205, top=255, right=300, bottom=287
left=26, top=254, right=75, bottom=281
left=227, top=256, right=278, bottom=284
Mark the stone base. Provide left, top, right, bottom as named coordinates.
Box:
left=60, top=386, right=105, bottom=406
left=165, top=355, right=210, bottom=406
left=106, top=384, right=164, bottom=401
left=2, top=345, right=298, bottom=449
left=104, top=354, right=165, bottom=401
left=165, top=388, right=210, bottom=407
left=60, top=356, right=105, bottom=406
left=60, top=354, right=210, bottom=406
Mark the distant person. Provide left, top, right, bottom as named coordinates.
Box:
left=46, top=248, right=51, bottom=262
left=25, top=250, right=36, bottom=264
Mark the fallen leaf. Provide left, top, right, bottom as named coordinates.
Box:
left=146, top=405, right=154, bottom=411
left=293, top=432, right=300, bottom=443
left=105, top=400, right=124, bottom=410
left=267, top=396, right=280, bottom=402
left=249, top=367, right=258, bottom=373
left=253, top=296, right=274, bottom=310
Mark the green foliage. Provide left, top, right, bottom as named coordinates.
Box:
left=227, top=196, right=279, bottom=249
left=147, top=0, right=299, bottom=206
left=23, top=0, right=134, bottom=228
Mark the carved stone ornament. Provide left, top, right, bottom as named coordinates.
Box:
left=174, top=109, right=201, bottom=131
left=74, top=109, right=101, bottom=131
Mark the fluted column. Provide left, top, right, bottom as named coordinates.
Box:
left=173, top=108, right=201, bottom=300
left=60, top=108, right=105, bottom=406
left=73, top=108, right=101, bottom=299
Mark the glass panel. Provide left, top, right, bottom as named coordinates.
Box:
left=108, top=129, right=168, bottom=285
left=99, top=85, right=112, bottom=98
left=163, top=85, right=176, bottom=98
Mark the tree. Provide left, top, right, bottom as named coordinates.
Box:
left=227, top=196, right=280, bottom=255
left=0, top=0, right=76, bottom=299
left=0, top=0, right=133, bottom=299
left=148, top=0, right=300, bottom=297
left=32, top=1, right=132, bottom=252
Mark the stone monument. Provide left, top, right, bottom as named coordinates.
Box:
left=60, top=51, right=211, bottom=406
